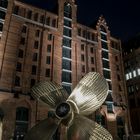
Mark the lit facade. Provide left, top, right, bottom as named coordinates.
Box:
left=123, top=35, right=140, bottom=137
left=0, top=0, right=129, bottom=139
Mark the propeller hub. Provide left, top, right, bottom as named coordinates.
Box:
left=56, top=102, right=70, bottom=118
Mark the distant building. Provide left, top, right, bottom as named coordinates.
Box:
left=0, top=0, right=129, bottom=139
left=123, top=34, right=140, bottom=137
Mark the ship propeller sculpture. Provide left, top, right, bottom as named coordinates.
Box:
left=24, top=72, right=112, bottom=140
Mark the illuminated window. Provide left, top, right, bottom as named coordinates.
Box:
left=137, top=68, right=140, bottom=75
left=125, top=74, right=129, bottom=80
left=129, top=72, right=132, bottom=79
left=133, top=70, right=136, bottom=77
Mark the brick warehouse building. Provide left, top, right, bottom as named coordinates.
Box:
left=123, top=34, right=140, bottom=138
left=0, top=0, right=130, bottom=139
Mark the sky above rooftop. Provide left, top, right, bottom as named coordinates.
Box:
left=21, top=0, right=140, bottom=42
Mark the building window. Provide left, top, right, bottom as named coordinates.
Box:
left=47, top=44, right=51, bottom=52
left=62, top=37, right=71, bottom=47
left=14, top=107, right=29, bottom=139
left=15, top=76, right=20, bottom=86
left=101, top=33, right=107, bottom=41
left=117, top=74, right=121, bottom=81
left=48, top=34, right=52, bottom=40
left=64, top=19, right=71, bottom=27
left=20, top=37, right=25, bottom=45
left=46, top=56, right=51, bottom=64
left=81, top=54, right=85, bottom=61
left=64, top=3, right=72, bottom=18
left=116, top=65, right=120, bottom=71
left=77, top=28, right=81, bottom=36
left=102, top=51, right=109, bottom=59
left=27, top=10, right=32, bottom=19
left=100, top=25, right=107, bottom=33
left=35, top=30, right=40, bottom=37
left=107, top=102, right=113, bottom=113
left=138, top=68, right=140, bottom=75
left=40, top=15, right=45, bottom=23
left=103, top=70, right=110, bottom=79
left=63, top=27, right=71, bottom=37
left=82, top=30, right=86, bottom=38
left=62, top=48, right=71, bottom=58
left=103, top=60, right=109, bottom=69
left=22, top=25, right=27, bottom=33
left=115, top=56, right=118, bottom=61
left=32, top=53, right=38, bottom=61
left=81, top=44, right=84, bottom=51
left=91, top=67, right=95, bottom=72
left=18, top=49, right=24, bottom=58
left=82, top=65, right=85, bottom=73
left=46, top=17, right=50, bottom=25
left=108, top=81, right=112, bottom=90
left=0, top=23, right=3, bottom=31
left=133, top=70, right=136, bottom=77
left=101, top=41, right=108, bottom=50
left=52, top=19, right=56, bottom=27
left=34, top=13, right=38, bottom=21
left=34, top=41, right=39, bottom=49
left=0, top=11, right=6, bottom=20
left=0, top=0, right=8, bottom=8
left=62, top=59, right=71, bottom=70
left=32, top=65, right=37, bottom=75
left=45, top=69, right=50, bottom=77
left=13, top=5, right=19, bottom=15
left=129, top=72, right=132, bottom=79
left=62, top=71, right=71, bottom=83
left=62, top=85, right=71, bottom=94
left=90, top=47, right=93, bottom=53
left=30, top=79, right=35, bottom=87
left=91, top=33, right=95, bottom=41
left=91, top=57, right=94, bottom=64
left=16, top=62, right=22, bottom=72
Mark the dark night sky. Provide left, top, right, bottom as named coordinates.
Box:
left=21, top=0, right=140, bottom=42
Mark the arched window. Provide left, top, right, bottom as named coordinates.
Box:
left=64, top=3, right=72, bottom=18
left=14, top=107, right=29, bottom=140
left=100, top=25, right=107, bottom=33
